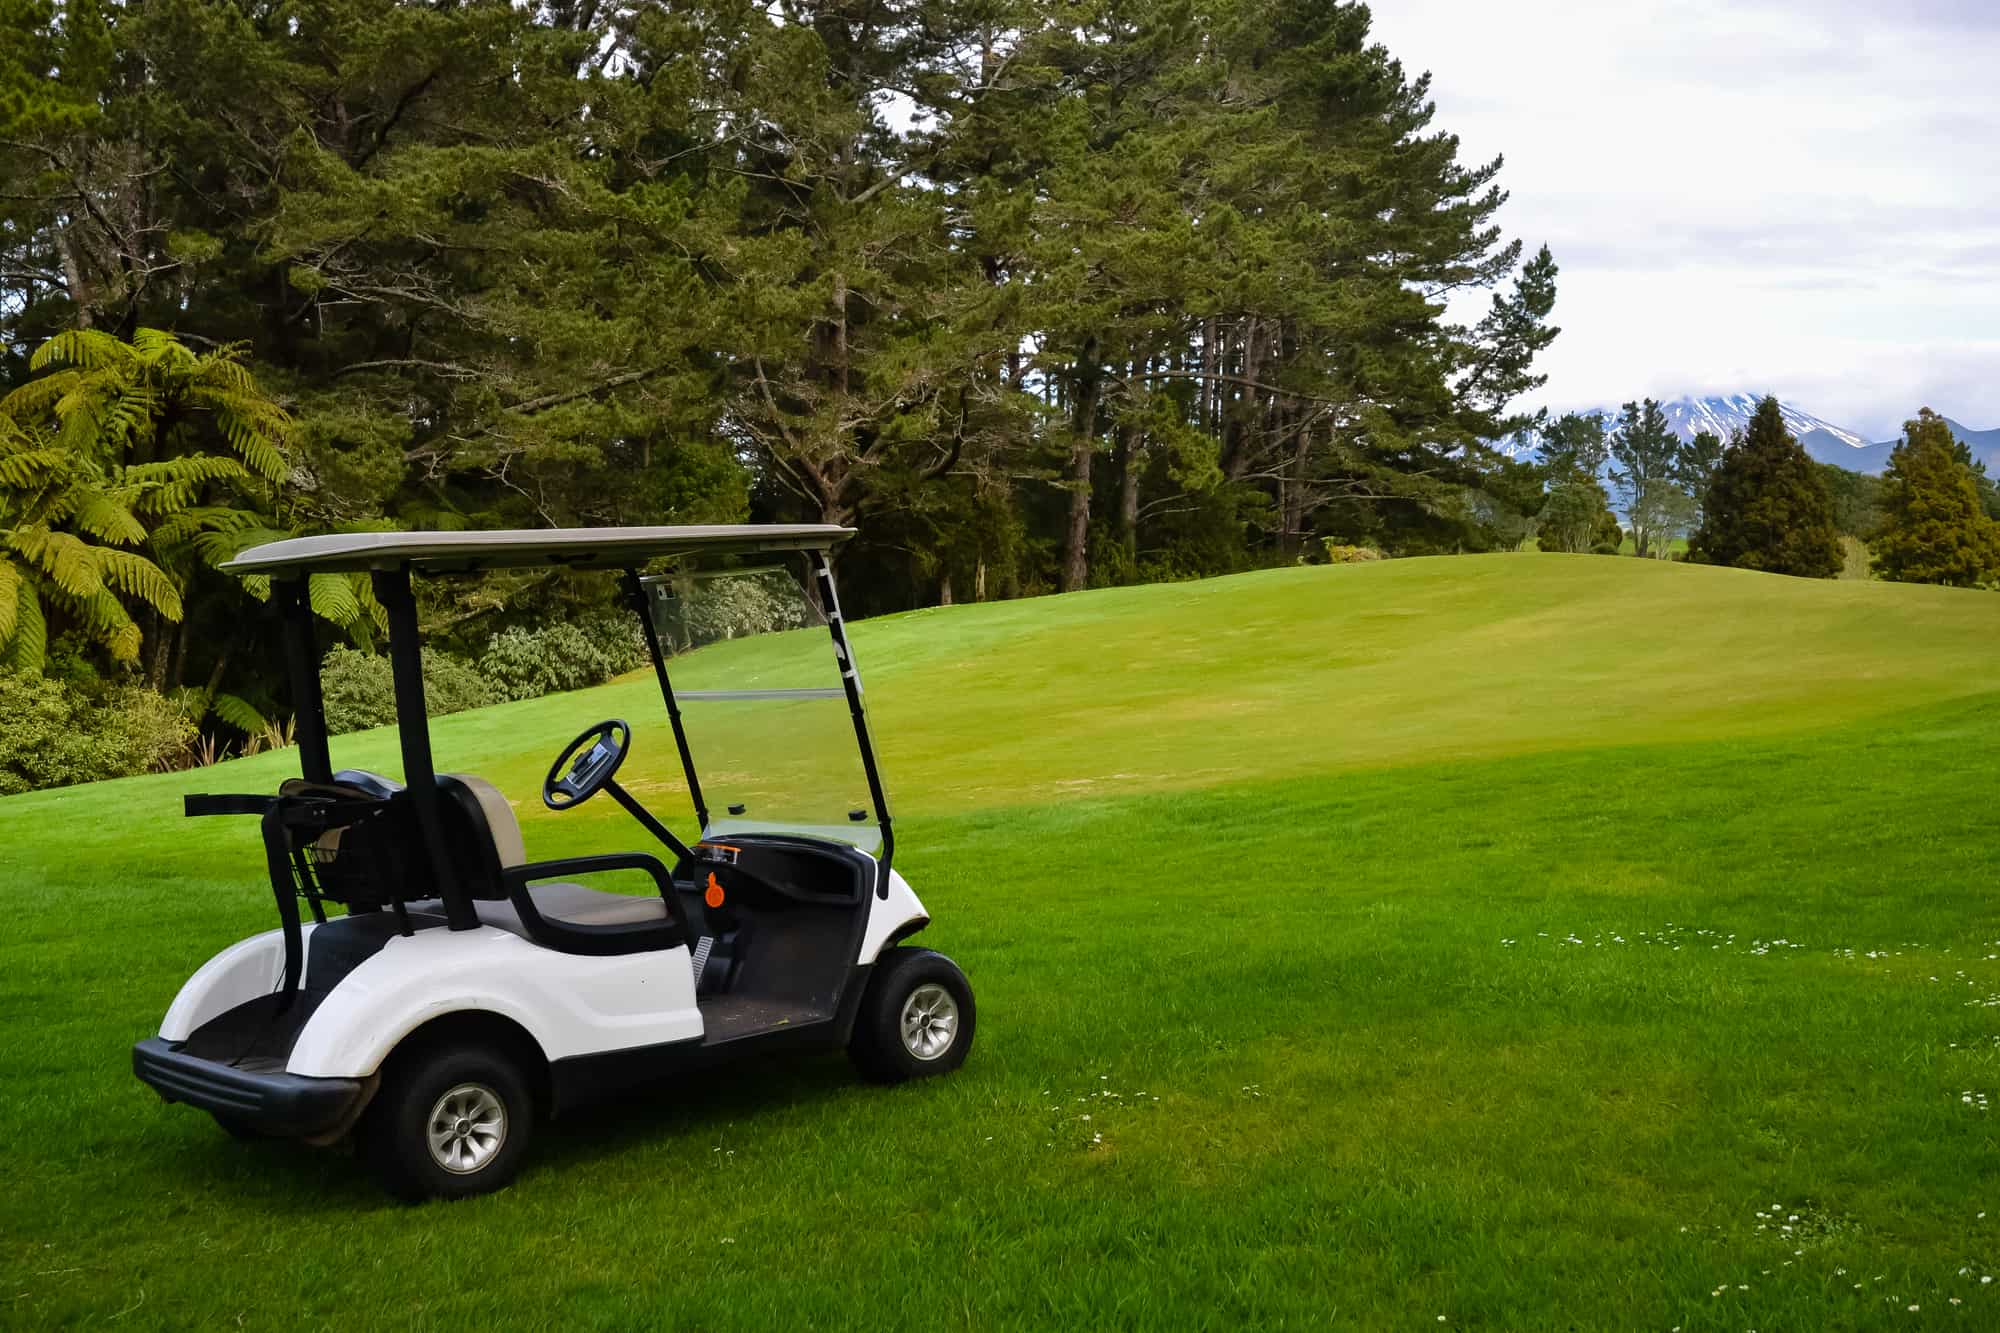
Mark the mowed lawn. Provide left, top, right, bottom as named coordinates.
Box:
left=5, top=553, right=2000, bottom=1328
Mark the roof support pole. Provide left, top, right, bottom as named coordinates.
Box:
left=277, top=577, right=333, bottom=785
left=620, top=569, right=709, bottom=831
left=371, top=566, right=477, bottom=931
left=810, top=551, right=894, bottom=891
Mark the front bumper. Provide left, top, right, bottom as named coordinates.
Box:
left=133, top=1037, right=365, bottom=1138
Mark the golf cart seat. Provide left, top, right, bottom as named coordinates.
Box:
left=423, top=775, right=687, bottom=952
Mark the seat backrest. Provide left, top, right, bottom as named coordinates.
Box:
left=435, top=774, right=526, bottom=900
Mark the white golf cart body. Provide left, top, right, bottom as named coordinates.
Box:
left=133, top=526, right=964, bottom=1175
left=156, top=862, right=927, bottom=1084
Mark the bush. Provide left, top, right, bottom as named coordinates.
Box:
left=0, top=671, right=196, bottom=795
left=1319, top=541, right=1384, bottom=564
left=652, top=574, right=812, bottom=653
left=320, top=646, right=501, bottom=735
left=477, top=612, right=650, bottom=702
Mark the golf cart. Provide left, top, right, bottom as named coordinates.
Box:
left=133, top=525, right=974, bottom=1200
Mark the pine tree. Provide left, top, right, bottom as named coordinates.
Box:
left=1871, top=409, right=2000, bottom=587
left=1686, top=397, right=1841, bottom=578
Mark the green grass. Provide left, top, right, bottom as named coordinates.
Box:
left=6, top=553, right=2000, bottom=1328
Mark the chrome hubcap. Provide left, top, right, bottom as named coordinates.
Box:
left=900, top=983, right=959, bottom=1061
left=426, top=1083, right=507, bottom=1174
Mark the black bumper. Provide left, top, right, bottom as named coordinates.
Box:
left=133, top=1037, right=365, bottom=1138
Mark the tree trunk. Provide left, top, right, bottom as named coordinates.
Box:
left=1062, top=342, right=1102, bottom=594
left=939, top=573, right=953, bottom=606
left=974, top=559, right=987, bottom=602
left=1117, top=421, right=1141, bottom=557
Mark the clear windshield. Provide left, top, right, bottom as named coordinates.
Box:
left=642, top=562, right=882, bottom=851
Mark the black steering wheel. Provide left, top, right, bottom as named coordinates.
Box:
left=543, top=719, right=632, bottom=811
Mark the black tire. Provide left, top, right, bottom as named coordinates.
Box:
left=849, top=947, right=976, bottom=1084
left=357, top=1041, right=535, bottom=1202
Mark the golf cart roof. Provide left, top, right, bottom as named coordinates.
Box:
left=223, top=524, right=854, bottom=577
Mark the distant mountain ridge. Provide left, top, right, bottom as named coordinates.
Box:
left=1515, top=395, right=2000, bottom=476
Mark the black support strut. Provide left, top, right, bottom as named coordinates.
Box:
left=620, top=568, right=710, bottom=831
left=371, top=566, right=477, bottom=932
left=810, top=551, right=894, bottom=891
left=276, top=577, right=333, bottom=784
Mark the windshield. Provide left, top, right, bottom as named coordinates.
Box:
left=643, top=561, right=883, bottom=851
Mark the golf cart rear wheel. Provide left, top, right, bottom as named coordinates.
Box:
left=358, top=1041, right=534, bottom=1201
left=850, top=948, right=976, bottom=1084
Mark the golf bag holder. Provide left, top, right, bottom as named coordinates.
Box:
left=185, top=783, right=422, bottom=1010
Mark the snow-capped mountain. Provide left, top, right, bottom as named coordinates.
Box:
left=1512, top=394, right=2000, bottom=476
left=1578, top=394, right=1869, bottom=451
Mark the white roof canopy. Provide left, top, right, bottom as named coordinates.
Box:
left=222, top=524, right=854, bottom=576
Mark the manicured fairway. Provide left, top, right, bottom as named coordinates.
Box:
left=4, top=554, right=2000, bottom=1328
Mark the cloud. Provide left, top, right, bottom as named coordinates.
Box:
left=1369, top=0, right=2000, bottom=437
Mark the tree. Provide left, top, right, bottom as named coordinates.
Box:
left=0, top=328, right=371, bottom=703
left=1685, top=397, right=1840, bottom=578
left=1678, top=430, right=1726, bottom=528
left=1607, top=399, right=1692, bottom=558
left=1537, top=411, right=1610, bottom=482
left=1537, top=480, right=1618, bottom=554
left=1871, top=409, right=2000, bottom=587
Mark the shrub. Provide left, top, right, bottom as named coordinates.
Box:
left=477, top=612, right=650, bottom=702
left=320, top=646, right=501, bottom=735
left=0, top=671, right=196, bottom=795
left=1319, top=541, right=1384, bottom=564
left=652, top=575, right=812, bottom=653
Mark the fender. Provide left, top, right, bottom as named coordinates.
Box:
left=160, top=926, right=312, bottom=1042
left=857, top=869, right=928, bottom=965
left=286, top=926, right=703, bottom=1079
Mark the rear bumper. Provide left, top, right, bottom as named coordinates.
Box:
left=133, top=1037, right=365, bottom=1138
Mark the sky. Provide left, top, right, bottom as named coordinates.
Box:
left=1366, top=0, right=2000, bottom=438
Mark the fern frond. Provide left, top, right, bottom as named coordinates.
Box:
left=94, top=547, right=184, bottom=619
left=219, top=413, right=289, bottom=481
left=0, top=371, right=81, bottom=423
left=7, top=527, right=104, bottom=599
left=211, top=692, right=269, bottom=734
left=71, top=493, right=148, bottom=546
left=0, top=557, right=18, bottom=645
left=240, top=573, right=272, bottom=603
left=2, top=577, right=45, bottom=671
left=124, top=455, right=251, bottom=489
left=308, top=571, right=362, bottom=627
left=0, top=447, right=67, bottom=490
left=29, top=328, right=129, bottom=373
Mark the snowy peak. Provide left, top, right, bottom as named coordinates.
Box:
left=1587, top=395, right=1871, bottom=450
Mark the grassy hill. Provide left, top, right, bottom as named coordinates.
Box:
left=5, top=554, right=2000, bottom=1327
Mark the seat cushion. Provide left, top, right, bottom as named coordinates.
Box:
left=403, top=884, right=669, bottom=942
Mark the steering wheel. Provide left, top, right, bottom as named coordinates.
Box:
left=543, top=719, right=632, bottom=811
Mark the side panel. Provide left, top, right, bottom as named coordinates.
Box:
left=159, top=926, right=313, bottom=1041
left=857, top=870, right=928, bottom=965
left=285, top=927, right=703, bottom=1079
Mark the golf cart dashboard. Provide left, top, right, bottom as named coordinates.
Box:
left=678, top=835, right=872, bottom=909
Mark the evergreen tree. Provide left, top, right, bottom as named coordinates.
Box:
left=1871, top=409, right=2000, bottom=587
left=1537, top=411, right=1610, bottom=482
left=1678, top=430, right=1726, bottom=528
left=1607, top=399, right=1691, bottom=558
left=1686, top=397, right=1840, bottom=578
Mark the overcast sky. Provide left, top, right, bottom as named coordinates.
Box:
left=1366, top=0, right=2000, bottom=438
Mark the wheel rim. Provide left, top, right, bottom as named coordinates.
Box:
left=899, top=983, right=959, bottom=1061
left=425, top=1082, right=507, bottom=1175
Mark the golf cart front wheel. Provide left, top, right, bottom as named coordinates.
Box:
left=358, top=1041, right=535, bottom=1201
left=850, top=948, right=976, bottom=1083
